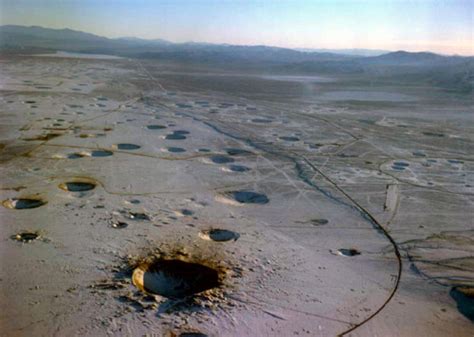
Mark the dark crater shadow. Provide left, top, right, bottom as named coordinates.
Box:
left=393, top=161, right=409, bottom=167
left=168, top=147, right=186, bottom=153
left=59, top=181, right=96, bottom=192
left=112, top=221, right=129, bottom=229
left=11, top=232, right=39, bottom=243
left=338, top=248, right=361, bottom=256
left=279, top=136, right=300, bottom=142
left=165, top=132, right=187, bottom=140
left=147, top=125, right=167, bottom=130
left=227, top=191, right=269, bottom=204
left=210, top=155, right=234, bottom=164
left=2, top=198, right=47, bottom=209
left=200, top=229, right=240, bottom=242
left=225, top=148, right=253, bottom=156
left=228, top=165, right=250, bottom=172
left=116, top=143, right=141, bottom=150
left=133, top=259, right=220, bottom=299
left=251, top=118, right=272, bottom=123
left=423, top=131, right=445, bottom=137
left=311, top=218, right=329, bottom=226
left=91, top=150, right=113, bottom=157
left=174, top=130, right=190, bottom=135
left=450, top=287, right=474, bottom=322
left=128, top=212, right=151, bottom=221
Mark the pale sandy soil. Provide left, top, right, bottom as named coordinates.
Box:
left=0, top=55, right=472, bottom=337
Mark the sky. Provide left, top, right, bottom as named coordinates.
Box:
left=1, top=0, right=472, bottom=55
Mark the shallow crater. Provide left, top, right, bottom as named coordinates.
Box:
left=279, top=136, right=300, bottom=142
left=2, top=197, right=47, bottom=210
left=227, top=190, right=269, bottom=204
left=114, top=143, right=141, bottom=150
left=311, top=218, right=329, bottom=226
left=91, top=150, right=113, bottom=157
left=338, top=248, right=361, bottom=257
left=210, top=155, right=234, bottom=164
left=199, top=229, right=240, bottom=242
left=167, top=147, right=186, bottom=153
left=227, top=164, right=250, bottom=172
left=128, top=212, right=151, bottom=221
left=147, top=124, right=167, bottom=130
left=11, top=231, right=40, bottom=243
left=59, top=180, right=97, bottom=192
left=111, top=221, right=129, bottom=229
left=165, top=133, right=187, bottom=140
left=225, top=148, right=253, bottom=156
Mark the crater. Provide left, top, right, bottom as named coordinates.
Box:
left=11, top=231, right=40, bottom=243
left=132, top=259, right=220, bottom=299
left=128, top=212, right=150, bottom=221
left=228, top=165, right=250, bottom=172
left=450, top=286, right=474, bottom=321
left=59, top=180, right=96, bottom=192
left=174, top=130, right=190, bottom=135
left=251, top=118, right=272, bottom=123
left=413, top=151, right=426, bottom=157
left=227, top=191, right=269, bottom=204
left=393, top=161, right=409, bottom=167
left=2, top=197, right=47, bottom=210
left=180, top=209, right=194, bottom=216
left=67, top=152, right=86, bottom=159
left=115, top=143, right=141, bottom=150
left=147, top=125, right=167, bottom=130
left=168, top=147, right=186, bottom=153
left=338, top=248, right=361, bottom=257
left=166, top=133, right=187, bottom=140
left=225, top=148, right=253, bottom=156
left=311, top=218, right=329, bottom=226
left=391, top=165, right=405, bottom=171
left=199, top=229, right=240, bottom=242
left=112, top=221, right=129, bottom=229
left=91, top=150, right=113, bottom=157
left=423, top=131, right=445, bottom=137
left=279, top=136, right=300, bottom=142
left=210, top=155, right=234, bottom=164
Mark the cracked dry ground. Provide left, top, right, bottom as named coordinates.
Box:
left=0, top=55, right=473, bottom=337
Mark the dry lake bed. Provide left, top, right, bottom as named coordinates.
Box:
left=0, top=53, right=473, bottom=337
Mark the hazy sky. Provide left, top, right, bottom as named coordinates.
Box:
left=1, top=0, right=472, bottom=55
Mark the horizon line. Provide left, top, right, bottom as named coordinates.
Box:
left=1, top=24, right=472, bottom=57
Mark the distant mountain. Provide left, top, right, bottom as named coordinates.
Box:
left=275, top=51, right=473, bottom=92
left=1, top=25, right=472, bottom=92
left=296, top=48, right=389, bottom=57
left=0, top=24, right=350, bottom=64
left=360, top=50, right=454, bottom=65
left=116, top=36, right=172, bottom=45
left=0, top=25, right=107, bottom=42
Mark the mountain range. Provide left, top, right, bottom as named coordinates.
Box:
left=1, top=25, right=472, bottom=92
